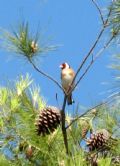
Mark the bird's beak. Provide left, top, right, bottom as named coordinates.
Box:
left=59, top=65, right=63, bottom=68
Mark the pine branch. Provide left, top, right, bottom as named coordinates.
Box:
left=91, top=0, right=105, bottom=25
left=61, top=95, right=69, bottom=154
left=28, top=58, right=64, bottom=91
left=70, top=28, right=104, bottom=91
left=73, top=35, right=114, bottom=91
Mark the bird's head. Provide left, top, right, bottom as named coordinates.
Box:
left=59, top=62, right=70, bottom=70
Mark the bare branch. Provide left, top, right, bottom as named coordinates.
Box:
left=66, top=27, right=104, bottom=97
left=104, top=5, right=113, bottom=26
left=61, top=95, right=69, bottom=154
left=71, top=28, right=104, bottom=87
left=91, top=0, right=105, bottom=25
left=73, top=35, right=114, bottom=91
left=65, top=27, right=104, bottom=98
left=28, top=58, right=64, bottom=92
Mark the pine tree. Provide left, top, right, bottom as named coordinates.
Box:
left=0, top=1, right=120, bottom=166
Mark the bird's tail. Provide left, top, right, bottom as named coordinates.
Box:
left=67, top=94, right=73, bottom=105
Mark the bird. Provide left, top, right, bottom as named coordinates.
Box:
left=59, top=62, right=75, bottom=105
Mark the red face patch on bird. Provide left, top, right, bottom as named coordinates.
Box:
left=59, top=63, right=70, bottom=69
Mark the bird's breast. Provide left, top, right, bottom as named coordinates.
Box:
left=61, top=72, right=74, bottom=91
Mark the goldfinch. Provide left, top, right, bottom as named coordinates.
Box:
left=60, top=62, right=75, bottom=105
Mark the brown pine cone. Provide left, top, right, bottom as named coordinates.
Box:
left=35, top=106, right=61, bottom=136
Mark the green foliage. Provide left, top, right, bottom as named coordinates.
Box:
left=98, top=157, right=111, bottom=166
left=93, top=104, right=120, bottom=135
left=109, top=0, right=120, bottom=36
left=0, top=1, right=120, bottom=165
left=0, top=74, right=47, bottom=165
left=0, top=74, right=87, bottom=165
left=0, top=22, right=57, bottom=60
left=0, top=154, right=11, bottom=166
left=0, top=74, right=119, bottom=166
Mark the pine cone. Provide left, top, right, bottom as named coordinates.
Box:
left=86, top=129, right=110, bottom=151
left=35, top=106, right=61, bottom=136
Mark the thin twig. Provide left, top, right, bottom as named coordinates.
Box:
left=104, top=5, right=113, bottom=27
left=66, top=96, right=115, bottom=130
left=70, top=27, right=105, bottom=91
left=61, top=95, right=69, bottom=154
left=67, top=27, right=104, bottom=96
left=91, top=0, right=105, bottom=25
left=66, top=102, right=105, bottom=130
left=73, top=35, right=114, bottom=91
left=55, top=93, right=61, bottom=110
left=28, top=58, right=64, bottom=91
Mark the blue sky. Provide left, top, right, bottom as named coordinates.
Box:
left=0, top=0, right=114, bottom=111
